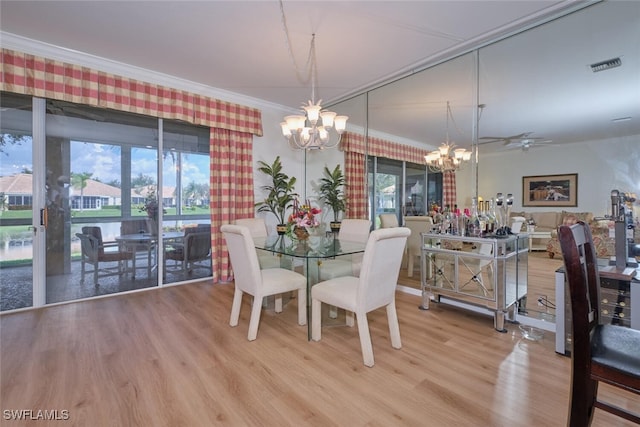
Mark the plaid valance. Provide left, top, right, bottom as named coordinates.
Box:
left=340, top=131, right=431, bottom=165
left=0, top=49, right=263, bottom=136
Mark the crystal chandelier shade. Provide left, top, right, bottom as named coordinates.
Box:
left=280, top=34, right=348, bottom=150
left=424, top=101, right=471, bottom=172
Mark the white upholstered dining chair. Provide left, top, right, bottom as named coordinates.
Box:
left=234, top=217, right=281, bottom=269
left=317, top=219, right=371, bottom=281
left=311, top=227, right=410, bottom=367
left=221, top=224, right=307, bottom=341
left=379, top=213, right=399, bottom=228
left=403, top=216, right=434, bottom=278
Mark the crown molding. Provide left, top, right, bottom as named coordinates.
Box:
left=1, top=32, right=290, bottom=114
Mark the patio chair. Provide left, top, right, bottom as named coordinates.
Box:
left=164, top=224, right=212, bottom=277
left=76, top=226, right=134, bottom=286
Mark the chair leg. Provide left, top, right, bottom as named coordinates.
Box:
left=229, top=288, right=243, bottom=327
left=346, top=311, right=355, bottom=327
left=407, top=255, right=414, bottom=278
left=356, top=311, right=374, bottom=367
left=92, top=261, right=99, bottom=286
left=297, top=288, right=306, bottom=326
left=80, top=259, right=86, bottom=283
left=311, top=298, right=322, bottom=341
left=386, top=302, right=402, bottom=349
left=329, top=305, right=338, bottom=318
left=568, top=376, right=598, bottom=427
left=275, top=295, right=283, bottom=313
left=247, top=295, right=263, bottom=341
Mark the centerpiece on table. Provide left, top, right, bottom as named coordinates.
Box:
left=139, top=188, right=166, bottom=235
left=287, top=198, right=321, bottom=240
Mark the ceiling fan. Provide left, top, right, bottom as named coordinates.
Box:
left=504, top=138, right=553, bottom=151
left=479, top=132, right=540, bottom=144
left=478, top=132, right=551, bottom=150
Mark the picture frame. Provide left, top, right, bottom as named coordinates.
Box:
left=522, top=173, right=578, bottom=207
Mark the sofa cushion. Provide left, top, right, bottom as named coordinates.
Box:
left=562, top=210, right=593, bottom=225
left=531, top=212, right=560, bottom=231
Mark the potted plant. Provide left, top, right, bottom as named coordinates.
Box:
left=255, top=156, right=298, bottom=234
left=318, top=164, right=346, bottom=233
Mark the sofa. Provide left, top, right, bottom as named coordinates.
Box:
left=510, top=210, right=618, bottom=259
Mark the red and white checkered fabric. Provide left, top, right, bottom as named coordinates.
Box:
left=1, top=49, right=263, bottom=136
left=442, top=171, right=457, bottom=208
left=210, top=128, right=255, bottom=282
left=1, top=48, right=260, bottom=283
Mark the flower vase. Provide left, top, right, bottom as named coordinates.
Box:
left=146, top=218, right=158, bottom=236
left=294, top=226, right=309, bottom=240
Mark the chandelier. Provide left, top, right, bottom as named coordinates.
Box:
left=280, top=34, right=348, bottom=150
left=424, top=101, right=471, bottom=173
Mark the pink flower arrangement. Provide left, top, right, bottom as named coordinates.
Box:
left=287, top=198, right=321, bottom=230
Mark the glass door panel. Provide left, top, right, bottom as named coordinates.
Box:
left=369, top=157, right=403, bottom=228
left=405, top=162, right=427, bottom=216
left=0, top=92, right=34, bottom=311
left=45, top=101, right=159, bottom=303
left=162, top=122, right=211, bottom=285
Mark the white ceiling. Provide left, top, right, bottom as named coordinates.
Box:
left=1, top=1, right=639, bottom=151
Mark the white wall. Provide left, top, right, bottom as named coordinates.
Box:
left=251, top=104, right=344, bottom=232
left=456, top=136, right=640, bottom=218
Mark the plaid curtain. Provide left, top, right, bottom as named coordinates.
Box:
left=1, top=48, right=262, bottom=284
left=340, top=133, right=367, bottom=219
left=442, top=171, right=457, bottom=208
left=210, top=128, right=254, bottom=282
left=341, top=132, right=434, bottom=219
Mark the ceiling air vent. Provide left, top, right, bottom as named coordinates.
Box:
left=590, top=57, right=621, bottom=73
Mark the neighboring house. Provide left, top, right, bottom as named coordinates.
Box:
left=0, top=173, right=32, bottom=209
left=0, top=174, right=182, bottom=210
left=70, top=179, right=122, bottom=209
left=131, top=186, right=177, bottom=209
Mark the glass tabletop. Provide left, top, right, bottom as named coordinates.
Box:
left=253, top=234, right=366, bottom=259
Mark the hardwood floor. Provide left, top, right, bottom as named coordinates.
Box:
left=1, top=280, right=638, bottom=426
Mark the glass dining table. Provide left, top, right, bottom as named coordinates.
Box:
left=253, top=233, right=367, bottom=338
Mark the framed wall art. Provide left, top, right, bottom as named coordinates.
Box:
left=522, top=173, right=578, bottom=207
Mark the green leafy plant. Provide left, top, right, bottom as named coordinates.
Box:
left=318, top=164, right=346, bottom=222
left=255, top=156, right=298, bottom=225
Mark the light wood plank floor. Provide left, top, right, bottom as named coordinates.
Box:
left=1, top=280, right=638, bottom=426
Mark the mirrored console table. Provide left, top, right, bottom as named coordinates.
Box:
left=420, top=233, right=529, bottom=332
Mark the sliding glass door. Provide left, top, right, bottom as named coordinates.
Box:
left=0, top=93, right=212, bottom=311
left=367, top=156, right=433, bottom=228
left=0, top=93, right=34, bottom=311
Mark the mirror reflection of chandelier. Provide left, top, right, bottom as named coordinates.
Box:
left=424, top=101, right=471, bottom=172
left=280, top=34, right=348, bottom=150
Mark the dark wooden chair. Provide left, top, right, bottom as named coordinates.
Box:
left=558, top=221, right=640, bottom=426
left=76, top=226, right=134, bottom=286
left=164, top=224, right=212, bottom=277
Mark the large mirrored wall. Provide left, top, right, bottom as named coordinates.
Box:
left=328, top=0, right=640, bottom=321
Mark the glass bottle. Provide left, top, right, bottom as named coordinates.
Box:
left=478, top=200, right=488, bottom=236
left=487, top=198, right=496, bottom=234
left=442, top=204, right=451, bottom=234
left=468, top=197, right=481, bottom=237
